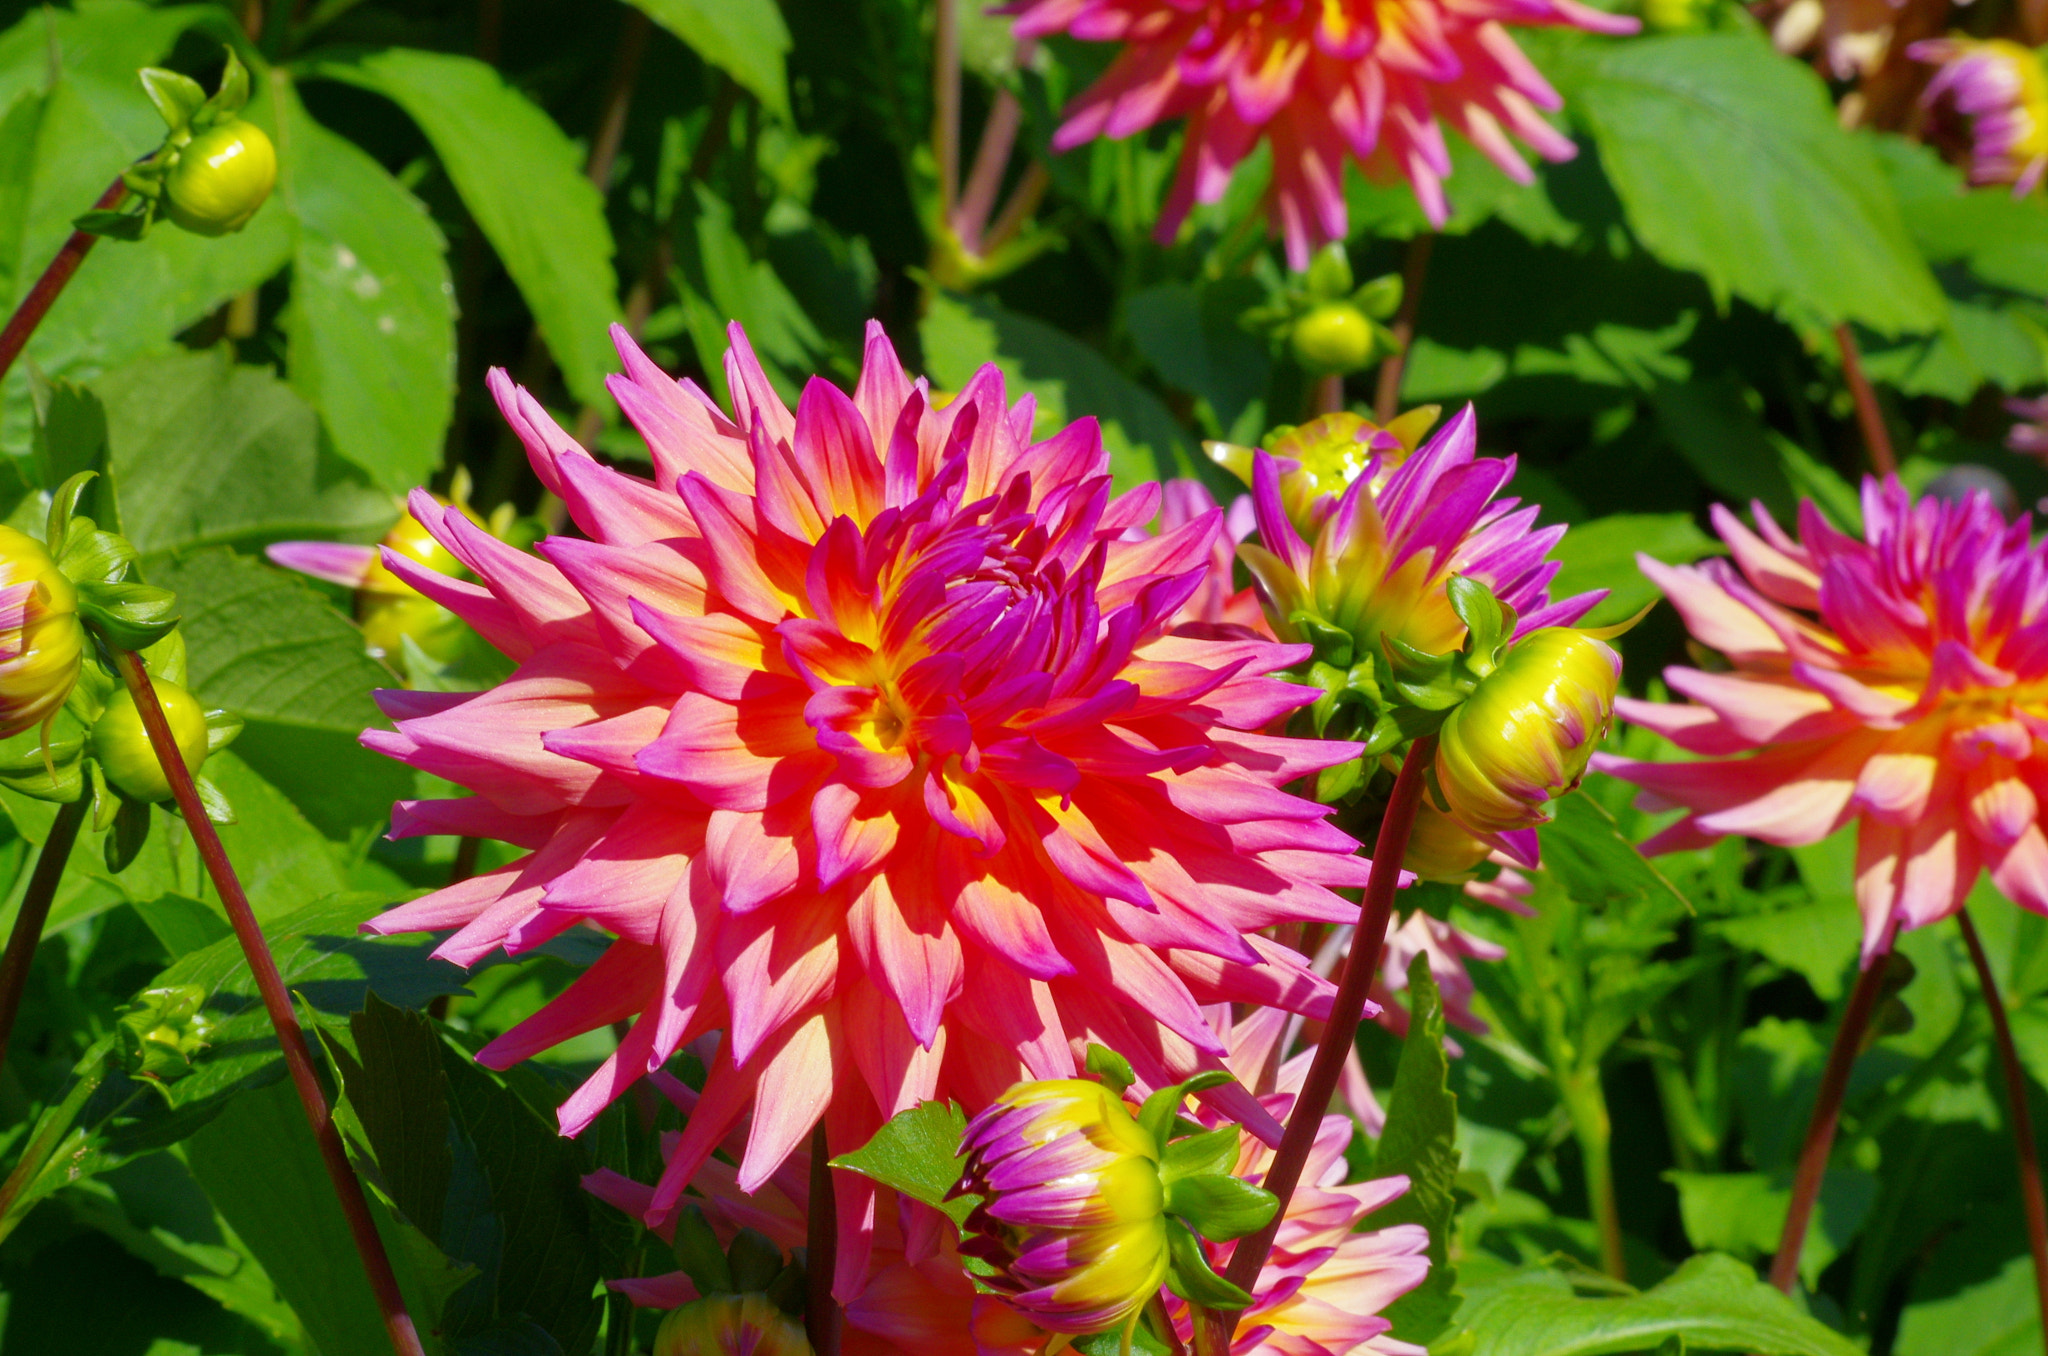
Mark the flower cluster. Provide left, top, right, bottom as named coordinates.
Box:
left=1001, top=0, right=1638, bottom=267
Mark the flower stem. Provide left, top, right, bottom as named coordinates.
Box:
left=1195, top=737, right=1434, bottom=1354
left=1767, top=942, right=1895, bottom=1293
left=1373, top=234, right=1435, bottom=424
left=1956, top=910, right=2048, bottom=1354
left=806, top=1119, right=842, bottom=1356
left=0, top=796, right=89, bottom=1077
left=932, top=0, right=961, bottom=222
left=113, top=650, right=425, bottom=1356
left=1832, top=323, right=1896, bottom=478
left=0, top=178, right=128, bottom=386
left=953, top=42, right=1036, bottom=254
left=1560, top=1068, right=1625, bottom=1280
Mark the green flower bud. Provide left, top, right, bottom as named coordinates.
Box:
left=164, top=120, right=276, bottom=236
left=91, top=679, right=210, bottom=803
left=652, top=1295, right=812, bottom=1356
left=0, top=526, right=85, bottom=741
left=1403, top=801, right=1495, bottom=882
left=1290, top=303, right=1377, bottom=374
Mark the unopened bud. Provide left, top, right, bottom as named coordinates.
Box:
left=1290, top=302, right=1377, bottom=374
left=0, top=526, right=85, bottom=740
left=92, top=679, right=211, bottom=803
left=164, top=120, right=276, bottom=236
left=651, top=1295, right=811, bottom=1356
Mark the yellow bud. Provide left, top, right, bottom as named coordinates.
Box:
left=652, top=1295, right=811, bottom=1356
left=1290, top=302, right=1376, bottom=374
left=1403, top=802, right=1495, bottom=882
left=0, top=526, right=85, bottom=741
left=92, top=679, right=211, bottom=803
left=1435, top=627, right=1621, bottom=838
left=164, top=120, right=277, bottom=236
left=358, top=505, right=474, bottom=597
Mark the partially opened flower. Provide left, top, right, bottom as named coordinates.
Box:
left=1002, top=0, right=1637, bottom=266
left=1596, top=477, right=2048, bottom=957
left=360, top=320, right=1377, bottom=1295
left=653, top=1295, right=811, bottom=1356
left=0, top=526, right=84, bottom=740
left=2008, top=393, right=2048, bottom=459
left=1910, top=37, right=2048, bottom=195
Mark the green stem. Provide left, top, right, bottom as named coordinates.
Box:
left=1561, top=1068, right=1625, bottom=1280
left=0, top=796, right=89, bottom=1077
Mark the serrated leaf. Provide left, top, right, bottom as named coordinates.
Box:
left=274, top=82, right=454, bottom=494
left=832, top=1100, right=972, bottom=1227
left=1539, top=792, right=1692, bottom=917
left=627, top=0, right=791, bottom=121
left=305, top=48, right=622, bottom=408
left=1365, top=954, right=1461, bottom=1343
left=1542, top=33, right=1942, bottom=335
left=1459, top=1254, right=1865, bottom=1356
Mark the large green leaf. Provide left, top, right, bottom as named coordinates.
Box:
left=921, top=292, right=1212, bottom=494
left=1895, top=1253, right=2042, bottom=1356
left=833, top=1099, right=973, bottom=1228
left=669, top=182, right=825, bottom=406
left=1459, top=1253, right=1865, bottom=1356
left=1666, top=1167, right=1877, bottom=1290
left=273, top=81, right=455, bottom=494
left=151, top=547, right=412, bottom=841
left=627, top=0, right=792, bottom=120
left=1364, top=955, right=1461, bottom=1343
left=1541, top=33, right=1942, bottom=335
left=306, top=48, right=621, bottom=408
left=1124, top=277, right=1270, bottom=441
left=1546, top=512, right=1722, bottom=628
left=93, top=349, right=392, bottom=560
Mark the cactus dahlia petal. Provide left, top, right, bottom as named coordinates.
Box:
left=1001, top=0, right=1637, bottom=267
left=1596, top=477, right=2048, bottom=959
left=1911, top=38, right=2048, bottom=196
left=361, top=320, right=1378, bottom=1295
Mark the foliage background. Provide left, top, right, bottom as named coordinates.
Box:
left=0, top=0, right=2043, bottom=1352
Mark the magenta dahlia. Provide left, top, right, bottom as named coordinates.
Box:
left=360, top=321, right=1377, bottom=1295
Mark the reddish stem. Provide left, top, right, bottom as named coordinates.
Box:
left=806, top=1119, right=843, bottom=1356
left=115, top=650, right=424, bottom=1356
left=952, top=41, right=1036, bottom=255
left=1373, top=234, right=1434, bottom=424
left=1956, top=911, right=2048, bottom=1354
left=0, top=796, right=89, bottom=1074
left=1196, top=738, right=1433, bottom=1353
left=0, top=179, right=128, bottom=386
left=1312, top=373, right=1344, bottom=417
left=1768, top=942, right=1895, bottom=1292
left=1833, top=324, right=1897, bottom=479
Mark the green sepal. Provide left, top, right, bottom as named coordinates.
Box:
left=1312, top=754, right=1366, bottom=806
left=139, top=67, right=207, bottom=132
left=761, top=1260, right=807, bottom=1316
left=1158, top=1125, right=1239, bottom=1185
left=1446, top=575, right=1516, bottom=674
left=671, top=1205, right=736, bottom=1295
left=1162, top=1217, right=1253, bottom=1310
left=0, top=737, right=84, bottom=803
left=204, top=708, right=243, bottom=756
left=1086, top=1043, right=1136, bottom=1096
left=46, top=471, right=95, bottom=555
left=117, top=982, right=215, bottom=1086
left=1305, top=243, right=1354, bottom=300
left=105, top=795, right=152, bottom=872
left=727, top=1228, right=785, bottom=1293
left=71, top=208, right=150, bottom=241
left=193, top=47, right=252, bottom=129
left=1165, top=1174, right=1278, bottom=1242
left=141, top=630, right=188, bottom=685
left=76, top=581, right=181, bottom=650
left=191, top=775, right=235, bottom=826
left=65, top=659, right=115, bottom=728
left=56, top=515, right=138, bottom=586
left=1354, top=273, right=1404, bottom=320
left=1292, top=613, right=1355, bottom=669
left=1136, top=1070, right=1233, bottom=1152
left=88, top=758, right=116, bottom=829
left=1363, top=703, right=1452, bottom=759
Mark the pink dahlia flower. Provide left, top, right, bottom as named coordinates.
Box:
left=1002, top=0, right=1638, bottom=267
left=1163, top=1008, right=1432, bottom=1356
left=1596, top=477, right=2048, bottom=958
left=1910, top=37, right=2048, bottom=195
left=360, top=321, right=1378, bottom=1295
left=2008, top=393, right=2048, bottom=460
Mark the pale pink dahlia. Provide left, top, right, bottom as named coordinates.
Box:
left=2008, top=393, right=2048, bottom=459
left=1003, top=0, right=1638, bottom=267
left=1596, top=477, right=2048, bottom=958
left=1911, top=37, right=2048, bottom=195
left=361, top=321, right=1377, bottom=1294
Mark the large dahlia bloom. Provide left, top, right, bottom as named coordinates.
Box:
left=1003, top=0, right=1637, bottom=267
left=361, top=321, right=1377, bottom=1293
left=1596, top=478, right=2048, bottom=958
left=1910, top=37, right=2048, bottom=195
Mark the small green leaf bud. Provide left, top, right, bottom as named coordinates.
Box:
left=92, top=679, right=211, bottom=803
left=164, top=120, right=276, bottom=236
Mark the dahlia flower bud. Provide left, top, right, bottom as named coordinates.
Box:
left=91, top=678, right=211, bottom=803
left=0, top=525, right=85, bottom=740
left=1403, top=801, right=1495, bottom=882
left=1206, top=407, right=1440, bottom=541
left=652, top=1294, right=811, bottom=1356
left=1291, top=303, right=1378, bottom=375
left=957, top=1080, right=1172, bottom=1336
left=164, top=119, right=277, bottom=235
left=1910, top=37, right=2048, bottom=196
left=1435, top=625, right=1622, bottom=838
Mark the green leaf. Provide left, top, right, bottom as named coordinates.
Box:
left=1712, top=898, right=1859, bottom=1002
left=832, top=1099, right=972, bottom=1227
left=1459, top=1253, right=1865, bottom=1356
left=1539, top=792, right=1692, bottom=917
left=1547, top=513, right=1722, bottom=629
left=149, top=547, right=413, bottom=840
left=1894, top=1252, right=2043, bottom=1356
left=921, top=292, right=1212, bottom=494
left=140, top=892, right=466, bottom=1112
left=92, top=349, right=393, bottom=560
left=1666, top=1168, right=1876, bottom=1290
left=669, top=182, right=825, bottom=405
left=1647, top=373, right=1796, bottom=520
left=131, top=893, right=233, bottom=958
left=183, top=1077, right=398, bottom=1356
left=626, top=0, right=792, bottom=121
left=273, top=82, right=455, bottom=494
left=306, top=48, right=622, bottom=408
left=1364, top=953, right=1461, bottom=1344
left=1125, top=278, right=1271, bottom=438
left=1542, top=32, right=1942, bottom=335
